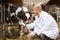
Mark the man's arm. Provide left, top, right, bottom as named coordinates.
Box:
left=26, top=21, right=36, bottom=30
left=34, top=20, right=52, bottom=36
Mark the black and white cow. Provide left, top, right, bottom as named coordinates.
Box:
left=5, top=4, right=35, bottom=38
left=7, top=5, right=33, bottom=23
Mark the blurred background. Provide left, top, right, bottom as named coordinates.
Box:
left=0, top=0, right=60, bottom=40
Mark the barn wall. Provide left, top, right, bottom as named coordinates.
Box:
left=23, top=0, right=49, bottom=4
left=2, top=0, right=23, bottom=6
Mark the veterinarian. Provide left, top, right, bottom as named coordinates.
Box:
left=26, top=4, right=59, bottom=40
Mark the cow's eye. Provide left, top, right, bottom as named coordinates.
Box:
left=25, top=13, right=30, bottom=19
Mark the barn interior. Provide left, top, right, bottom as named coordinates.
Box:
left=0, top=0, right=60, bottom=40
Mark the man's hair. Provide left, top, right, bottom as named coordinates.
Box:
left=34, top=4, right=42, bottom=11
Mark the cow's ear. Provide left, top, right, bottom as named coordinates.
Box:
left=25, top=13, right=30, bottom=19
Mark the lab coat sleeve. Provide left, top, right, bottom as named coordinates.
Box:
left=34, top=18, right=52, bottom=36
left=26, top=21, right=36, bottom=30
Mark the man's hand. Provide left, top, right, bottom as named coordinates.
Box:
left=26, top=31, right=36, bottom=37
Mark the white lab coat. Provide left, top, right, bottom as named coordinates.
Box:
left=26, top=11, right=59, bottom=39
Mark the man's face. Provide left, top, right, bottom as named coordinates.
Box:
left=33, top=7, right=40, bottom=16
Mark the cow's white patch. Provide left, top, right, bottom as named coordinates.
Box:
left=25, top=13, right=30, bottom=19
left=8, top=26, right=12, bottom=33
left=32, top=14, right=35, bottom=17
left=19, top=20, right=25, bottom=26
left=22, top=7, right=28, bottom=12
left=15, top=7, right=22, bottom=15
left=11, top=13, right=15, bottom=16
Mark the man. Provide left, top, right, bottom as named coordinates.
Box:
left=26, top=4, right=59, bottom=40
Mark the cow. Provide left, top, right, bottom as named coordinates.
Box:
left=4, top=4, right=35, bottom=39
